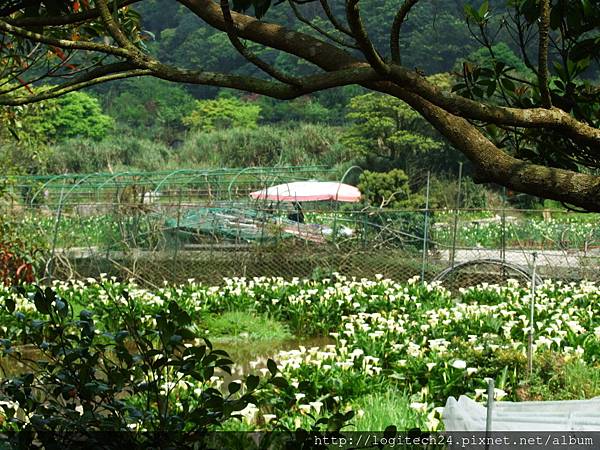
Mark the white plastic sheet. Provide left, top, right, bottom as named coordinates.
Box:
left=443, top=395, right=600, bottom=431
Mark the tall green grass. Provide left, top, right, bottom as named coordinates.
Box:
left=45, top=123, right=351, bottom=174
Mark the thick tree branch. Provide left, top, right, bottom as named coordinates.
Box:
left=385, top=65, right=600, bottom=147
left=95, top=0, right=140, bottom=53
left=538, top=0, right=552, bottom=108
left=220, top=0, right=302, bottom=86
left=2, top=0, right=600, bottom=211
left=288, top=0, right=359, bottom=50
left=345, top=0, right=389, bottom=75
left=376, top=82, right=600, bottom=211
left=179, top=0, right=600, bottom=148
left=319, top=0, right=353, bottom=37
left=146, top=61, right=380, bottom=98
left=390, top=0, right=419, bottom=64
left=0, top=61, right=381, bottom=105
left=0, top=18, right=132, bottom=58
left=178, top=0, right=359, bottom=72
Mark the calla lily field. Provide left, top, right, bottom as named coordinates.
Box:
left=1, top=274, right=599, bottom=436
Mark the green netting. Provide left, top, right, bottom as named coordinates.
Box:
left=1, top=166, right=337, bottom=209
left=3, top=167, right=600, bottom=288
left=165, top=207, right=294, bottom=243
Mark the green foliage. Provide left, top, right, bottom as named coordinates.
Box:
left=104, top=78, right=196, bottom=133
left=46, top=133, right=173, bottom=173
left=26, top=91, right=113, bottom=143
left=0, top=103, right=53, bottom=175
left=394, top=4, right=475, bottom=73
left=358, top=169, right=418, bottom=209
left=41, top=123, right=350, bottom=173
left=453, top=0, right=600, bottom=172
left=200, top=311, right=292, bottom=342
left=0, top=283, right=359, bottom=442
left=427, top=176, right=489, bottom=210
left=0, top=217, right=48, bottom=285
left=351, top=391, right=428, bottom=431
left=4, top=276, right=597, bottom=434
left=343, top=93, right=459, bottom=175
left=524, top=356, right=600, bottom=401
left=464, top=42, right=532, bottom=77
left=178, top=123, right=349, bottom=168
left=0, top=287, right=261, bottom=445
left=257, top=96, right=334, bottom=124
left=183, top=97, right=261, bottom=132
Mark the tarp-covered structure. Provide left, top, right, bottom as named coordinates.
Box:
left=444, top=395, right=600, bottom=431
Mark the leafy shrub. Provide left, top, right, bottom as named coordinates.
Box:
left=0, top=285, right=355, bottom=446
left=26, top=91, right=114, bottom=143
left=178, top=123, right=349, bottom=168
left=257, top=96, right=333, bottom=123
left=104, top=78, right=196, bottom=131
left=183, top=97, right=261, bottom=132
left=47, top=134, right=173, bottom=173
left=0, top=219, right=46, bottom=286
left=358, top=169, right=421, bottom=209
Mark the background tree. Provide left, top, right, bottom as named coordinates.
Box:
left=343, top=91, right=463, bottom=177
left=25, top=91, right=114, bottom=143
left=182, top=95, right=261, bottom=131
left=1, top=0, right=600, bottom=210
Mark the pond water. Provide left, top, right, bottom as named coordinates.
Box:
left=213, top=335, right=333, bottom=385
left=0, top=336, right=334, bottom=384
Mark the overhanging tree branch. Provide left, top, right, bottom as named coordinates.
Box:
left=345, top=0, right=389, bottom=75
left=0, top=18, right=132, bottom=58
left=179, top=0, right=600, bottom=148
left=390, top=0, right=420, bottom=64
left=2, top=0, right=600, bottom=211
left=220, top=0, right=302, bottom=86
left=6, top=0, right=141, bottom=27
left=538, top=0, right=552, bottom=108
left=288, top=0, right=359, bottom=50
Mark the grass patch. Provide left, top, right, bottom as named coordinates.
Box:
left=350, top=390, right=430, bottom=431
left=199, top=311, right=292, bottom=343
left=519, top=356, right=600, bottom=401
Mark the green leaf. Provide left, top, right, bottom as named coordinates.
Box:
left=270, top=377, right=288, bottom=389
left=228, top=381, right=241, bottom=395
left=478, top=0, right=489, bottom=18
left=266, top=358, right=278, bottom=376
left=33, top=289, right=50, bottom=315
left=246, top=374, right=259, bottom=391
left=5, top=297, right=16, bottom=313
left=464, top=4, right=480, bottom=22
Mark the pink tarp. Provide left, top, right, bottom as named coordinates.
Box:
left=249, top=181, right=361, bottom=202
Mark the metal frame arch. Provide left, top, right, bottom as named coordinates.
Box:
left=29, top=173, right=68, bottom=206
left=152, top=169, right=197, bottom=195
left=431, top=258, right=544, bottom=286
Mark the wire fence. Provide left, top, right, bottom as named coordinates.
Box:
left=2, top=166, right=599, bottom=289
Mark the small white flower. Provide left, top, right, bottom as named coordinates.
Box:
left=410, top=402, right=427, bottom=412
left=263, top=414, right=276, bottom=424
left=309, top=401, right=323, bottom=414
left=451, top=359, right=467, bottom=369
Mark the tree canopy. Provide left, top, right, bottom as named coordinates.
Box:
left=1, top=0, right=600, bottom=210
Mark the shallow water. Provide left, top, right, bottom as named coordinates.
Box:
left=0, top=336, right=334, bottom=382
left=214, top=335, right=333, bottom=385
